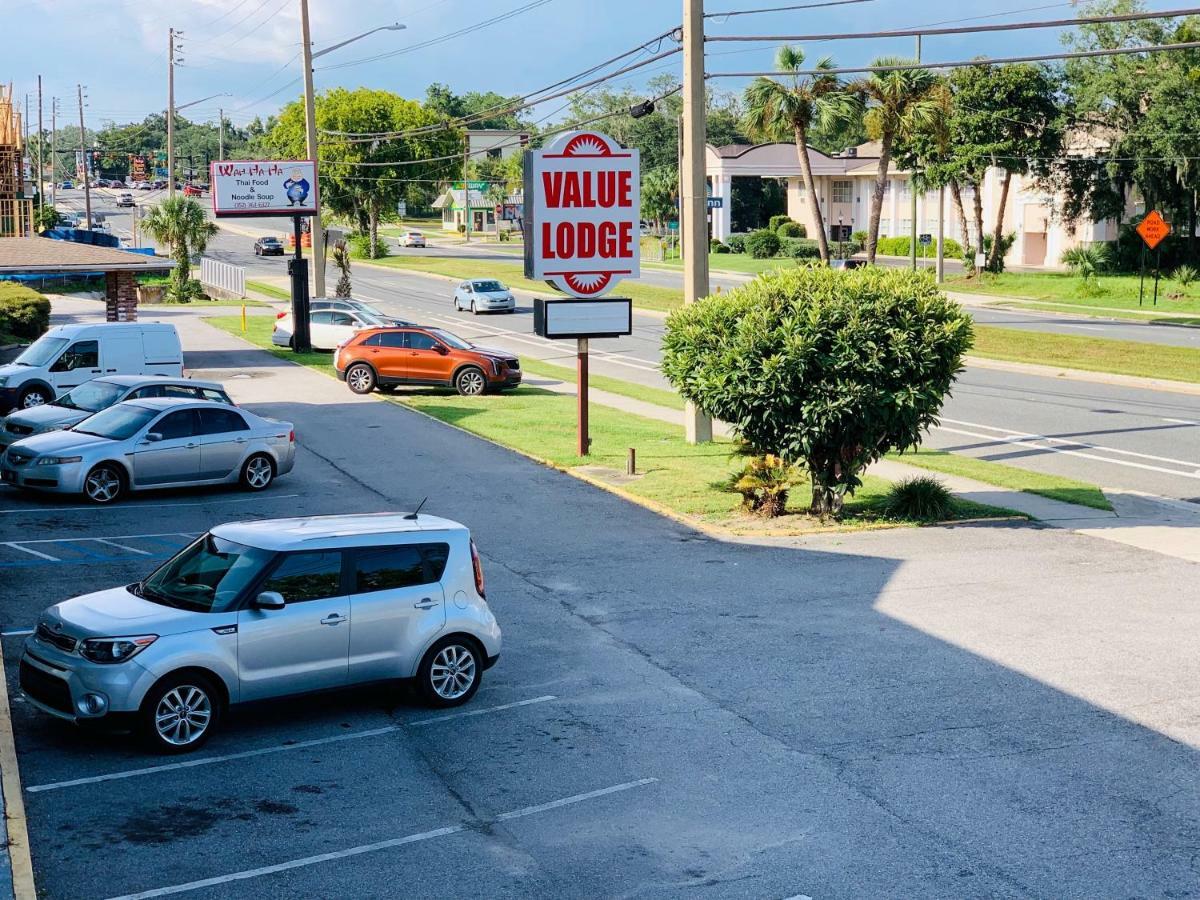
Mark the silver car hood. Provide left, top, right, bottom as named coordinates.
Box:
left=7, top=428, right=112, bottom=455
left=478, top=291, right=513, bottom=299
left=4, top=404, right=88, bottom=431
left=43, top=585, right=226, bottom=640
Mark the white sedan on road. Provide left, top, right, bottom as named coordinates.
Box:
left=453, top=279, right=516, bottom=314
left=272, top=308, right=388, bottom=351
left=400, top=230, right=426, bottom=248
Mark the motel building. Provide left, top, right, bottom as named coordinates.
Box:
left=705, top=140, right=1120, bottom=268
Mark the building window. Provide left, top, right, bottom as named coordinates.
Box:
left=486, top=148, right=502, bottom=159
left=832, top=180, right=852, bottom=203
left=897, top=180, right=911, bottom=200
left=878, top=220, right=891, bottom=237
left=899, top=218, right=912, bottom=233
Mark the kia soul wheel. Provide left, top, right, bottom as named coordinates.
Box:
left=141, top=674, right=221, bottom=753
left=418, top=637, right=482, bottom=708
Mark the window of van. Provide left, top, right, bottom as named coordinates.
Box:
left=352, top=544, right=449, bottom=593
left=13, top=336, right=68, bottom=368
left=49, top=340, right=98, bottom=372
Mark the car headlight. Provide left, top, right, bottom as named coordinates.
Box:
left=37, top=455, right=82, bottom=465
left=79, top=635, right=157, bottom=664
left=0, top=376, right=8, bottom=387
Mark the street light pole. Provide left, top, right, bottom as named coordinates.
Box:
left=218, top=107, right=224, bottom=162
left=300, top=0, right=324, bottom=297
left=910, top=33, right=920, bottom=272
left=168, top=28, right=177, bottom=198
left=682, top=0, right=712, bottom=444
left=77, top=85, right=92, bottom=231
left=50, top=99, right=57, bottom=208
left=36, top=76, right=43, bottom=212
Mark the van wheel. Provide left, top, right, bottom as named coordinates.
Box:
left=83, top=464, right=125, bottom=504
left=140, top=673, right=221, bottom=754
left=454, top=367, right=486, bottom=396
left=18, top=386, right=50, bottom=408
left=417, top=637, right=482, bottom=708
left=240, top=454, right=274, bottom=491
left=346, top=363, right=376, bottom=394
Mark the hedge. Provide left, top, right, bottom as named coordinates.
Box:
left=874, top=236, right=964, bottom=260
left=768, top=214, right=793, bottom=232
left=746, top=229, right=782, bottom=259
left=781, top=238, right=821, bottom=259
left=777, top=221, right=806, bottom=238
left=0, top=283, right=51, bottom=342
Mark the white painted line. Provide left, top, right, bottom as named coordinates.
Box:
left=1163, top=417, right=1197, bottom=425
left=25, top=695, right=558, bottom=793
left=940, top=417, right=1199, bottom=467
left=103, top=778, right=655, bottom=900
left=3, top=543, right=59, bottom=561
left=13, top=531, right=198, bottom=546
left=782, top=895, right=814, bottom=900
left=0, top=493, right=300, bottom=514
left=91, top=540, right=152, bottom=555
left=1, top=629, right=33, bottom=637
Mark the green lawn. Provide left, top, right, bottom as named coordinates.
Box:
left=891, top=448, right=1113, bottom=510
left=246, top=280, right=291, bottom=301
left=361, top=255, right=685, bottom=313
left=518, top=357, right=684, bottom=410
left=207, top=314, right=1017, bottom=530
left=143, top=298, right=271, bottom=308
left=647, top=251, right=795, bottom=276
left=972, top=325, right=1200, bottom=384
left=981, top=299, right=1200, bottom=326
left=948, top=271, right=1200, bottom=314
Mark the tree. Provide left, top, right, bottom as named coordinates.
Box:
left=641, top=168, right=676, bottom=230
left=141, top=197, right=218, bottom=302
left=743, top=47, right=859, bottom=263
left=661, top=266, right=973, bottom=517
left=425, top=83, right=528, bottom=130
left=852, top=58, right=940, bottom=264
left=331, top=240, right=352, bottom=298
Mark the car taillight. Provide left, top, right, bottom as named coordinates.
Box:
left=276, top=311, right=287, bottom=319
left=289, top=429, right=295, bottom=442
left=470, top=540, right=485, bottom=598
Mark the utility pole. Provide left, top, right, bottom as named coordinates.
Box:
left=218, top=107, right=224, bottom=161
left=36, top=77, right=43, bottom=211
left=676, top=113, right=683, bottom=262
left=168, top=28, right=177, bottom=198
left=300, top=0, right=325, bottom=297
left=463, top=135, right=471, bottom=243
left=77, top=85, right=92, bottom=230
left=936, top=185, right=945, bottom=283
left=50, top=99, right=57, bottom=207
left=682, top=0, right=712, bottom=444
left=910, top=33, right=920, bottom=272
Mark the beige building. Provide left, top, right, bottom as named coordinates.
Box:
left=705, top=141, right=1119, bottom=268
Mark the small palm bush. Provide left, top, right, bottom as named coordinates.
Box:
left=729, top=454, right=805, bottom=517
left=883, top=476, right=954, bottom=522
left=331, top=240, right=352, bottom=298
left=1172, top=264, right=1197, bottom=288
left=1062, top=243, right=1110, bottom=296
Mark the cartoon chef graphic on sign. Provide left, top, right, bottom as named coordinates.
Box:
left=283, top=168, right=311, bottom=207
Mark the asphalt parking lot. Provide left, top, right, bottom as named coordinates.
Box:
left=5, top=306, right=1200, bottom=898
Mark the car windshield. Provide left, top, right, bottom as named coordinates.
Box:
left=55, top=380, right=124, bottom=412
left=72, top=404, right=156, bottom=440
left=427, top=328, right=473, bottom=350
left=137, top=533, right=274, bottom=613
left=13, top=336, right=68, bottom=368
left=350, top=301, right=387, bottom=318
left=262, top=238, right=280, bottom=245
left=472, top=281, right=506, bottom=293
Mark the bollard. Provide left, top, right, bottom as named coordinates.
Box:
left=627, top=447, right=636, bottom=476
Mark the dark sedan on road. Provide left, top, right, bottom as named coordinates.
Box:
left=254, top=236, right=285, bottom=256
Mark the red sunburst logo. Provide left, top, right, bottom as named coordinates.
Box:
left=561, top=133, right=612, bottom=157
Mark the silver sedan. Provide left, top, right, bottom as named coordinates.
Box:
left=0, top=398, right=295, bottom=503
left=453, top=279, right=516, bottom=314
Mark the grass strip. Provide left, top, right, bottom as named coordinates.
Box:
left=948, top=272, right=1200, bottom=313
left=143, top=298, right=271, bottom=308
left=972, top=325, right=1200, bottom=384
left=246, top=280, right=291, bottom=301
left=207, top=315, right=1020, bottom=531
left=979, top=299, right=1200, bottom=327
left=891, top=448, right=1112, bottom=511
left=518, top=357, right=684, bottom=411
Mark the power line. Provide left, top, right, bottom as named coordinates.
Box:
left=705, top=0, right=874, bottom=18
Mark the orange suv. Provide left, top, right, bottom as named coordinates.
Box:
left=335, top=326, right=522, bottom=396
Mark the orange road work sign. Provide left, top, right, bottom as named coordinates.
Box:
left=1136, top=210, right=1171, bottom=250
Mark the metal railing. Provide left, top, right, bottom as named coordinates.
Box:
left=199, top=257, right=245, bottom=299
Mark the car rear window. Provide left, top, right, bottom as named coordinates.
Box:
left=352, top=543, right=449, bottom=593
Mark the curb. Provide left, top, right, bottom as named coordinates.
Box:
left=0, top=646, right=36, bottom=900
left=964, top=355, right=1200, bottom=397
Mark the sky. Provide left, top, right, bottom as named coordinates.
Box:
left=7, top=0, right=1176, bottom=136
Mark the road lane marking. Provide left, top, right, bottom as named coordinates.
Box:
left=1163, top=417, right=1197, bottom=425
left=9, top=531, right=197, bottom=546
left=93, top=539, right=152, bottom=555
left=939, top=417, right=1199, bottom=468
left=2, top=543, right=59, bottom=561
left=24, top=695, right=557, bottom=793
left=0, top=493, right=300, bottom=514
left=102, top=778, right=656, bottom=900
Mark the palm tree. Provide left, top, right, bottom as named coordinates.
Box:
left=331, top=239, right=352, bottom=298
left=141, top=196, right=219, bottom=302
left=743, top=47, right=859, bottom=263
left=853, top=58, right=940, bottom=265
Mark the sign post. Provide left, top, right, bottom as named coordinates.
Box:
left=525, top=131, right=640, bottom=457
left=1135, top=209, right=1171, bottom=307
left=211, top=160, right=318, bottom=352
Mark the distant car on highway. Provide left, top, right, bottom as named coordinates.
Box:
left=60, top=180, right=73, bottom=190
left=1, top=398, right=295, bottom=503
left=0, top=375, right=232, bottom=453
left=272, top=308, right=388, bottom=351
left=253, top=236, right=285, bottom=256
left=182, top=184, right=204, bottom=198
left=453, top=279, right=516, bottom=314
left=115, top=193, right=135, bottom=208
left=336, top=325, right=521, bottom=397
left=308, top=296, right=412, bottom=327
left=400, top=230, right=426, bottom=248
left=136, top=182, right=153, bottom=191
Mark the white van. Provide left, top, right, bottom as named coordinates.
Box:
left=0, top=323, right=183, bottom=412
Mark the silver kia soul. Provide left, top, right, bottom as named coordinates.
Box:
left=20, top=512, right=501, bottom=753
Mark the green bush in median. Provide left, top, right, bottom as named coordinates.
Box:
left=883, top=476, right=954, bottom=522
left=0, top=282, right=51, bottom=342
left=745, top=229, right=782, bottom=259
left=662, top=267, right=973, bottom=517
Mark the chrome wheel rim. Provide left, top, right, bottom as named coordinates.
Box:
left=348, top=367, right=372, bottom=392
left=21, top=391, right=46, bottom=408
left=154, top=685, right=212, bottom=746
left=84, top=468, right=120, bottom=502
left=245, top=457, right=272, bottom=488
left=430, top=645, right=476, bottom=700
left=459, top=370, right=485, bottom=395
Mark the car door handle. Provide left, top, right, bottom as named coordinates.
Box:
left=414, top=598, right=438, bottom=610
left=105, top=368, right=117, bottom=373
left=320, top=614, right=347, bottom=625
left=186, top=442, right=198, bottom=449
left=234, top=437, right=247, bottom=443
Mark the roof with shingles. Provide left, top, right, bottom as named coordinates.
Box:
left=0, top=238, right=174, bottom=273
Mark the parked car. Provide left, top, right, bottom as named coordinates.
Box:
left=60, top=180, right=73, bottom=190
left=308, top=297, right=412, bottom=327
left=17, top=511, right=499, bottom=752
left=453, top=279, right=516, bottom=314
left=253, top=236, right=285, bottom=256
left=1, top=398, right=295, bottom=503
left=115, top=193, right=135, bottom=208
left=55, top=211, right=79, bottom=228
left=182, top=184, right=203, bottom=198
left=136, top=182, right=154, bottom=191
left=0, top=322, right=183, bottom=413
left=272, top=308, right=388, bottom=352
left=336, top=326, right=521, bottom=397
left=0, top=375, right=232, bottom=453
left=400, top=230, right=426, bottom=248
left=830, top=258, right=868, bottom=270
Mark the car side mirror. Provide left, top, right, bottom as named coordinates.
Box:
left=254, top=591, right=285, bottom=610
left=434, top=344, right=448, bottom=355
left=142, top=432, right=163, bottom=443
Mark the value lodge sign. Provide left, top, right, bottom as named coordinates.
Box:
left=524, top=131, right=640, bottom=297
left=210, top=160, right=318, bottom=218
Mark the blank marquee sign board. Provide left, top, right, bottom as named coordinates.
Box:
left=524, top=131, right=639, bottom=456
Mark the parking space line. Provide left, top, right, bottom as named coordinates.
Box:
left=1, top=531, right=197, bottom=546
left=0, top=494, right=300, bottom=515
left=93, top=539, right=152, bottom=555
left=2, top=543, right=59, bottom=561
left=24, top=695, right=558, bottom=793
left=102, top=778, right=656, bottom=900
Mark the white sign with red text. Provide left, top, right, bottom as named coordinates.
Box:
left=525, top=131, right=639, bottom=297
left=210, top=160, right=318, bottom=218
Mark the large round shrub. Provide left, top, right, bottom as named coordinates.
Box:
left=0, top=283, right=51, bottom=341
left=781, top=238, right=820, bottom=259
left=662, top=267, right=973, bottom=517
left=745, top=229, right=782, bottom=259
left=777, top=221, right=806, bottom=238
left=768, top=214, right=793, bottom=232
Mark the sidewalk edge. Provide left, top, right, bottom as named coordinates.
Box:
left=0, top=647, right=35, bottom=900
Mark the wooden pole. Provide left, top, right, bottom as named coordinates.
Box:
left=577, top=337, right=589, bottom=456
